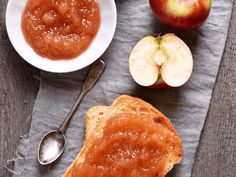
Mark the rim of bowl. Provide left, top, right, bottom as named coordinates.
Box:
left=5, top=0, right=117, bottom=73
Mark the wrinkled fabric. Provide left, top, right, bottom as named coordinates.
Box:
left=12, top=0, right=234, bottom=176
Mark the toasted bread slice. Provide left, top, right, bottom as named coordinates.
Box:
left=63, top=95, right=183, bottom=177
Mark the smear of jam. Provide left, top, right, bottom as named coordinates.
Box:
left=72, top=113, right=181, bottom=177
left=22, top=0, right=100, bottom=59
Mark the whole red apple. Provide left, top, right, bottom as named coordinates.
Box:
left=149, top=0, right=212, bottom=29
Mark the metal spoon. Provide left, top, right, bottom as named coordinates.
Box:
left=38, top=60, right=106, bottom=165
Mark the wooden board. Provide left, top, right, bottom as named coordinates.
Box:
left=0, top=0, right=235, bottom=177
left=191, top=0, right=236, bottom=176
left=0, top=1, right=39, bottom=177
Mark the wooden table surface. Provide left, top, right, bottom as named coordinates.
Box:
left=1, top=1, right=236, bottom=177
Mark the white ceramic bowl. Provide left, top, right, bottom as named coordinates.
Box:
left=6, top=0, right=117, bottom=73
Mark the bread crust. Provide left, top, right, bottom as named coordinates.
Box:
left=63, top=95, right=183, bottom=177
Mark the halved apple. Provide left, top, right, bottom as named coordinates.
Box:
left=129, top=33, right=193, bottom=88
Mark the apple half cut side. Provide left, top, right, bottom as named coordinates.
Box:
left=129, top=33, right=193, bottom=88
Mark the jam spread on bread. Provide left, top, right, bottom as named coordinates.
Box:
left=71, top=113, right=181, bottom=177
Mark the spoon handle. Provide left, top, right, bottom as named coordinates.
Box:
left=58, top=60, right=106, bottom=134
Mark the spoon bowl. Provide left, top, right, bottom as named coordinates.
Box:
left=38, top=130, right=65, bottom=165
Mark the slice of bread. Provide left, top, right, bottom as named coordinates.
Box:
left=63, top=95, right=183, bottom=177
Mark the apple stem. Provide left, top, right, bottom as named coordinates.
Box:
left=154, top=33, right=162, bottom=40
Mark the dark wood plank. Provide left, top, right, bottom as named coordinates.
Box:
left=192, top=1, right=236, bottom=177
left=0, top=1, right=40, bottom=176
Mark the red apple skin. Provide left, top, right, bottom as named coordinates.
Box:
left=149, top=83, right=173, bottom=89
left=149, top=0, right=212, bottom=29
left=148, top=77, right=173, bottom=89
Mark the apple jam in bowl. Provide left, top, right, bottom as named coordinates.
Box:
left=22, top=0, right=101, bottom=60
left=6, top=0, right=117, bottom=73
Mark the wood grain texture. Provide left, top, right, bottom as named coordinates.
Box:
left=0, top=1, right=236, bottom=177
left=192, top=1, right=236, bottom=177
left=0, top=0, right=40, bottom=177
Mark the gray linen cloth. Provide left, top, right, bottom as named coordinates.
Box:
left=9, top=0, right=234, bottom=176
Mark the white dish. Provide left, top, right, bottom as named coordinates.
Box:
left=6, top=0, right=117, bottom=73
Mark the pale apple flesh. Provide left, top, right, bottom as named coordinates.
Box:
left=129, top=33, right=193, bottom=88
left=129, top=36, right=160, bottom=87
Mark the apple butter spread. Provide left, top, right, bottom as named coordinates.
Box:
left=71, top=113, right=181, bottom=177
left=22, top=0, right=100, bottom=59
